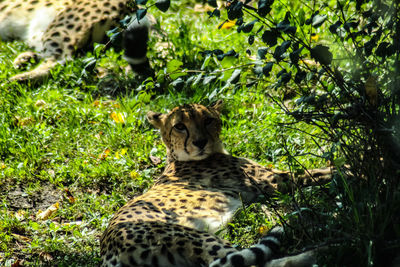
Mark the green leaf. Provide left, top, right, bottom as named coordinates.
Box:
left=298, top=9, right=305, bottom=26
left=156, top=70, right=165, bottom=83
left=276, top=12, right=296, bottom=34
left=248, top=35, right=255, bottom=45
left=239, top=20, right=257, bottom=33
left=136, top=9, right=147, bottom=21
left=170, top=72, right=187, bottom=80
left=170, top=78, right=185, bottom=90
left=167, top=59, right=183, bottom=73
left=289, top=47, right=303, bottom=65
left=226, top=69, right=241, bottom=84
left=30, top=221, right=40, bottom=231
left=208, top=0, right=218, bottom=8
left=227, top=1, right=243, bottom=20
left=258, top=0, right=273, bottom=17
left=310, top=45, right=332, bottom=65
left=273, top=41, right=291, bottom=60
left=221, top=56, right=236, bottom=68
left=203, top=75, right=217, bottom=85
left=155, top=0, right=170, bottom=12
left=312, top=14, right=327, bottom=28
left=280, top=71, right=291, bottom=84
left=219, top=69, right=233, bottom=82
left=262, top=62, right=274, bottom=77
left=201, top=55, right=212, bottom=70
left=258, top=47, right=268, bottom=59
left=334, top=157, right=346, bottom=167
left=262, top=29, right=280, bottom=46
left=294, top=70, right=306, bottom=83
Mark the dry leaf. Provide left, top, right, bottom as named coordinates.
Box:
left=11, top=259, right=24, bottom=267
left=150, top=155, right=162, bottom=165
left=47, top=169, right=55, bottom=178
left=64, top=188, right=75, bottom=204
left=15, top=210, right=26, bottom=221
left=96, top=67, right=108, bottom=79
left=62, top=221, right=83, bottom=227
left=92, top=100, right=100, bottom=107
left=39, top=252, right=53, bottom=262
left=34, top=100, right=46, bottom=108
left=12, top=233, right=32, bottom=243
left=36, top=202, right=59, bottom=220
left=14, top=116, right=35, bottom=127
left=193, top=3, right=214, bottom=12
left=99, top=148, right=111, bottom=160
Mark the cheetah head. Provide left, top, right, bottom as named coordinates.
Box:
left=147, top=100, right=227, bottom=161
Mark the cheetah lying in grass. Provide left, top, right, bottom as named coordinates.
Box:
left=0, top=0, right=151, bottom=81
left=100, top=100, right=332, bottom=266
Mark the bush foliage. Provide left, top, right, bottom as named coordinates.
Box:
left=1, top=0, right=399, bottom=265
left=206, top=0, right=400, bottom=265
left=135, top=0, right=400, bottom=265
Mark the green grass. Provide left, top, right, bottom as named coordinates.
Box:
left=0, top=2, right=330, bottom=266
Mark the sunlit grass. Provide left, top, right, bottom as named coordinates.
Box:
left=0, top=2, right=329, bottom=265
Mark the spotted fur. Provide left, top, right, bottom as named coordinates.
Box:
left=100, top=101, right=331, bottom=266
left=0, top=0, right=150, bottom=81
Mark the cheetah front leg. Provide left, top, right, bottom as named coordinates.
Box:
left=9, top=1, right=120, bottom=82
left=10, top=58, right=58, bottom=82
left=9, top=26, right=70, bottom=82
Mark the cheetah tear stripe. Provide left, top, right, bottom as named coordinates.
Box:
left=209, top=226, right=283, bottom=267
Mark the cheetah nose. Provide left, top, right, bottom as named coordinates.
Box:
left=193, top=139, right=208, bottom=149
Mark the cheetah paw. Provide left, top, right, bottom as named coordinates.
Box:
left=13, top=51, right=38, bottom=69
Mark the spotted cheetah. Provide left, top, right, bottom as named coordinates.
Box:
left=0, top=0, right=150, bottom=81
left=100, top=101, right=331, bottom=266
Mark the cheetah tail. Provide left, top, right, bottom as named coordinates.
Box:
left=123, top=16, right=153, bottom=77
left=209, top=226, right=284, bottom=267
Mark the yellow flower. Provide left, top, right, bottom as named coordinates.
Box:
left=311, top=34, right=319, bottom=41
left=258, top=225, right=268, bottom=235
left=115, top=148, right=127, bottom=159
left=111, top=112, right=125, bottom=123
left=130, top=171, right=140, bottom=179
left=99, top=148, right=111, bottom=160
left=219, top=20, right=236, bottom=30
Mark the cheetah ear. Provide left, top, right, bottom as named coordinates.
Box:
left=147, top=111, right=166, bottom=129
left=209, top=99, right=223, bottom=113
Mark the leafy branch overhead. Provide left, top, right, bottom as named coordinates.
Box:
left=200, top=0, right=400, bottom=265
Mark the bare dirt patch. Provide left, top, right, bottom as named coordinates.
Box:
left=1, top=181, right=61, bottom=212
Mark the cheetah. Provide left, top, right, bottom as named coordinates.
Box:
left=0, top=0, right=151, bottom=81
left=100, top=100, right=332, bottom=266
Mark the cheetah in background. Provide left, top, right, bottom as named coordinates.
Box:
left=0, top=0, right=151, bottom=81
left=100, top=100, right=332, bottom=266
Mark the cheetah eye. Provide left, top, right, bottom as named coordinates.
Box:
left=173, top=123, right=186, bottom=131
left=205, top=118, right=214, bottom=126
